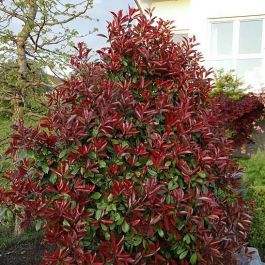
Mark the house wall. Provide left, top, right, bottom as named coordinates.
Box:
left=138, top=0, right=265, bottom=52
left=139, top=0, right=191, bottom=31
left=138, top=0, right=265, bottom=90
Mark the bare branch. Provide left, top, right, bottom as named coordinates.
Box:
left=45, top=1, right=91, bottom=26
left=0, top=95, right=16, bottom=101
left=34, top=15, right=46, bottom=52
left=0, top=5, right=27, bottom=22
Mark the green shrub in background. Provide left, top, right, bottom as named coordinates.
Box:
left=0, top=119, right=12, bottom=155
left=211, top=69, right=249, bottom=100
left=0, top=61, right=51, bottom=120
left=240, top=151, right=265, bottom=257
left=240, top=151, right=265, bottom=186
left=244, top=186, right=265, bottom=257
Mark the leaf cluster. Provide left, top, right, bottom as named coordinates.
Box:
left=0, top=0, right=95, bottom=76
left=211, top=69, right=247, bottom=100
left=214, top=93, right=264, bottom=147
left=0, top=8, right=252, bottom=265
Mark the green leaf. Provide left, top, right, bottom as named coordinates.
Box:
left=63, top=220, right=71, bottom=227
left=99, top=160, right=107, bottom=168
left=147, top=168, right=157, bottom=177
left=190, top=234, right=196, bottom=241
left=196, top=178, right=204, bottom=184
left=176, top=247, right=185, bottom=255
left=112, top=212, right=121, bottom=222
left=131, top=235, right=142, bottom=246
left=166, top=194, right=172, bottom=204
left=82, top=239, right=90, bottom=247
left=71, top=201, right=77, bottom=209
left=111, top=139, right=119, bottom=144
left=104, top=231, right=110, bottom=240
left=18, top=150, right=28, bottom=160
left=157, top=229, right=164, bottom=237
left=100, top=223, right=108, bottom=231
left=95, top=210, right=102, bottom=220
left=92, top=128, right=99, bottom=137
left=168, top=180, right=178, bottom=190
left=35, top=220, right=42, bottom=231
left=146, top=159, right=153, bottom=166
left=49, top=173, right=57, bottom=184
left=183, top=234, right=191, bottom=244
left=198, top=171, right=206, bottom=178
left=80, top=167, right=85, bottom=175
left=179, top=250, right=188, bottom=260
left=116, top=217, right=124, bottom=225
left=42, top=165, right=49, bottom=174
left=121, top=141, right=128, bottom=147
left=71, top=166, right=80, bottom=175
left=116, top=160, right=123, bottom=166
left=59, top=149, right=67, bottom=159
left=122, top=221, right=130, bottom=233
left=190, top=253, right=198, bottom=264
left=88, top=151, right=97, bottom=160
left=91, top=192, right=102, bottom=200
left=165, top=161, right=171, bottom=167
left=177, top=222, right=185, bottom=231
left=71, top=145, right=78, bottom=154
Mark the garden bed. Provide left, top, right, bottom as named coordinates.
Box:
left=0, top=239, right=44, bottom=265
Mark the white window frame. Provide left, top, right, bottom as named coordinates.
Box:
left=207, top=15, right=265, bottom=70
left=172, top=29, right=189, bottom=42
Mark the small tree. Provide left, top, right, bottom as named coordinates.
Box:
left=0, top=0, right=95, bottom=120
left=1, top=8, right=251, bottom=264
left=211, top=69, right=247, bottom=100
left=211, top=69, right=264, bottom=147
left=0, top=60, right=51, bottom=119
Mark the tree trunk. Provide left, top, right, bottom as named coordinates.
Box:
left=13, top=0, right=38, bottom=235
left=13, top=0, right=38, bottom=122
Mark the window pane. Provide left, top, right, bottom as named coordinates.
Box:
left=239, top=20, right=263, bottom=54
left=208, top=59, right=234, bottom=72
left=173, top=34, right=188, bottom=43
left=210, top=22, right=233, bottom=55
left=236, top=58, right=263, bottom=87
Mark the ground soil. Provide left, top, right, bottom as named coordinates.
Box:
left=0, top=240, right=263, bottom=265
left=0, top=239, right=45, bottom=265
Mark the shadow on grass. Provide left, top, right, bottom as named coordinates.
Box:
left=0, top=226, right=45, bottom=265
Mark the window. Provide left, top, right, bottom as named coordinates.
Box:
left=173, top=30, right=189, bottom=43
left=173, top=33, right=188, bottom=43
left=208, top=18, right=264, bottom=90
left=210, top=22, right=233, bottom=55
left=239, top=20, right=262, bottom=54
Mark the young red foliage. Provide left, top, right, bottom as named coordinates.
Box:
left=214, top=93, right=264, bottom=147
left=1, top=8, right=252, bottom=265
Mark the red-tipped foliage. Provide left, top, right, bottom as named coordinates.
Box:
left=215, top=93, right=264, bottom=146
left=1, top=8, right=251, bottom=264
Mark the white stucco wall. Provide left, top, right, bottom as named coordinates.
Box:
left=138, top=0, right=265, bottom=90
left=139, top=0, right=191, bottom=30
left=139, top=0, right=265, bottom=52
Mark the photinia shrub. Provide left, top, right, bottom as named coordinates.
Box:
left=0, top=8, right=252, bottom=264
left=214, top=93, right=264, bottom=147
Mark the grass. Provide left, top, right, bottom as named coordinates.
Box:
left=0, top=117, right=42, bottom=251
left=0, top=119, right=12, bottom=156
left=0, top=226, right=43, bottom=250
left=0, top=116, right=39, bottom=156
